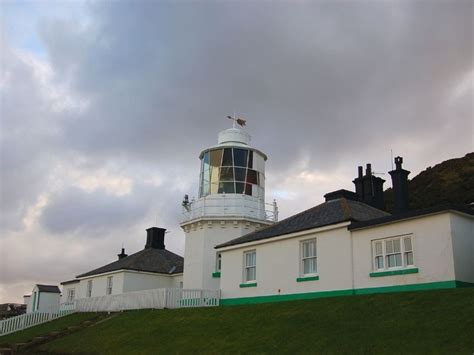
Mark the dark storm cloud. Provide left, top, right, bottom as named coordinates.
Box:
left=38, top=1, right=473, bottom=168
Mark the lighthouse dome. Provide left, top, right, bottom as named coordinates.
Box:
left=218, top=128, right=251, bottom=146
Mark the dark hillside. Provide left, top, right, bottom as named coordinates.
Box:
left=385, top=152, right=474, bottom=212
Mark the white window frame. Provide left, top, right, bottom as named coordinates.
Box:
left=86, top=280, right=93, bottom=298
left=66, top=288, right=75, bottom=302
left=243, top=250, right=256, bottom=283
left=372, top=234, right=415, bottom=271
left=106, top=276, right=113, bottom=295
left=300, top=238, right=317, bottom=277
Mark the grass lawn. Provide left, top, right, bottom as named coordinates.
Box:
left=35, top=288, right=474, bottom=354
left=0, top=313, right=99, bottom=346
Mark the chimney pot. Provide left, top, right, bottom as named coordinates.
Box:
left=366, top=163, right=372, bottom=175
left=358, top=166, right=363, bottom=178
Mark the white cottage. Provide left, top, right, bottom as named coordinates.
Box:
left=60, top=227, right=183, bottom=303
left=27, top=285, right=61, bottom=313
left=214, top=158, right=474, bottom=304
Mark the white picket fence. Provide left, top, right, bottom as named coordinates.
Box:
left=0, top=309, right=75, bottom=337
left=75, top=288, right=220, bottom=312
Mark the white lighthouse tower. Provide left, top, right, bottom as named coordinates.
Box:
left=180, top=123, right=278, bottom=290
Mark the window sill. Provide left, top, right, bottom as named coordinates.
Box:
left=240, top=282, right=257, bottom=288
left=212, top=272, right=221, bottom=278
left=370, top=268, right=419, bottom=278
left=296, top=276, right=319, bottom=282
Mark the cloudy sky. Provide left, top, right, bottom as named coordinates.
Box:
left=0, top=0, right=472, bottom=303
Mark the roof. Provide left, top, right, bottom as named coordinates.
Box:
left=76, top=248, right=184, bottom=278
left=349, top=204, right=474, bottom=230
left=36, top=285, right=61, bottom=293
left=216, top=198, right=390, bottom=248
left=60, top=279, right=80, bottom=285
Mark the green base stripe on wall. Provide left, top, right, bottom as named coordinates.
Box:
left=370, top=268, right=419, bottom=277
left=296, top=276, right=319, bottom=282
left=220, top=280, right=474, bottom=306
left=239, top=283, right=257, bottom=288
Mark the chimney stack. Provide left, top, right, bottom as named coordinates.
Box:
left=117, top=248, right=127, bottom=260
left=389, top=156, right=410, bottom=214
left=353, top=163, right=385, bottom=210
left=145, top=227, right=166, bottom=250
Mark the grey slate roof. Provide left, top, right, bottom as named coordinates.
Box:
left=216, top=198, right=390, bottom=248
left=36, top=285, right=61, bottom=293
left=76, top=248, right=184, bottom=278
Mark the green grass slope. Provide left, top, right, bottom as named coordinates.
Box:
left=38, top=288, right=474, bottom=354
left=384, top=152, right=474, bottom=212
left=0, top=313, right=99, bottom=346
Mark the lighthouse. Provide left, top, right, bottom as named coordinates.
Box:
left=180, top=122, right=278, bottom=290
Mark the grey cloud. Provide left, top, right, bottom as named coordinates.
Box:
left=36, top=1, right=472, bottom=171
left=40, top=186, right=151, bottom=235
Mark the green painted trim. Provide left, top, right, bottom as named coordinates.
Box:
left=354, top=280, right=457, bottom=295
left=239, top=282, right=257, bottom=288
left=212, top=272, right=221, bottom=278
left=370, top=268, right=419, bottom=278
left=222, top=289, right=352, bottom=305
left=296, top=276, right=319, bottom=282
left=221, top=280, right=474, bottom=306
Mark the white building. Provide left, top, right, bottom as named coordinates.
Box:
left=180, top=126, right=278, bottom=290
left=26, top=285, right=61, bottom=313
left=60, top=227, right=183, bottom=303
left=212, top=156, right=474, bottom=304
left=55, top=124, right=473, bottom=308
left=177, top=125, right=473, bottom=305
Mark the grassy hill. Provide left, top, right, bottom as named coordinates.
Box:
left=384, top=152, right=474, bottom=213
left=5, top=288, right=474, bottom=354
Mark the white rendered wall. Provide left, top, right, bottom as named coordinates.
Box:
left=37, top=292, right=60, bottom=312
left=172, top=274, right=183, bottom=288
left=122, top=271, right=175, bottom=292
left=219, top=224, right=352, bottom=300
left=77, top=272, right=125, bottom=299
left=24, top=296, right=31, bottom=313
left=60, top=283, right=79, bottom=303
left=450, top=213, right=474, bottom=283
left=183, top=219, right=269, bottom=290
left=352, top=213, right=456, bottom=290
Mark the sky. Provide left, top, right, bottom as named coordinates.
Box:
left=0, top=0, right=472, bottom=303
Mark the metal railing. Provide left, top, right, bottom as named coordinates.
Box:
left=181, top=195, right=278, bottom=223
left=0, top=308, right=75, bottom=336
left=74, top=288, right=220, bottom=312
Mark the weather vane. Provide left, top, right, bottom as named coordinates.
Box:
left=226, top=114, right=247, bottom=128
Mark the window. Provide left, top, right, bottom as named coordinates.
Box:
left=301, top=239, right=317, bottom=275
left=66, top=288, right=75, bottom=302
left=86, top=280, right=93, bottom=298
left=372, top=235, right=415, bottom=271
left=199, top=148, right=263, bottom=198
left=106, top=276, right=113, bottom=295
left=244, top=250, right=256, bottom=282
